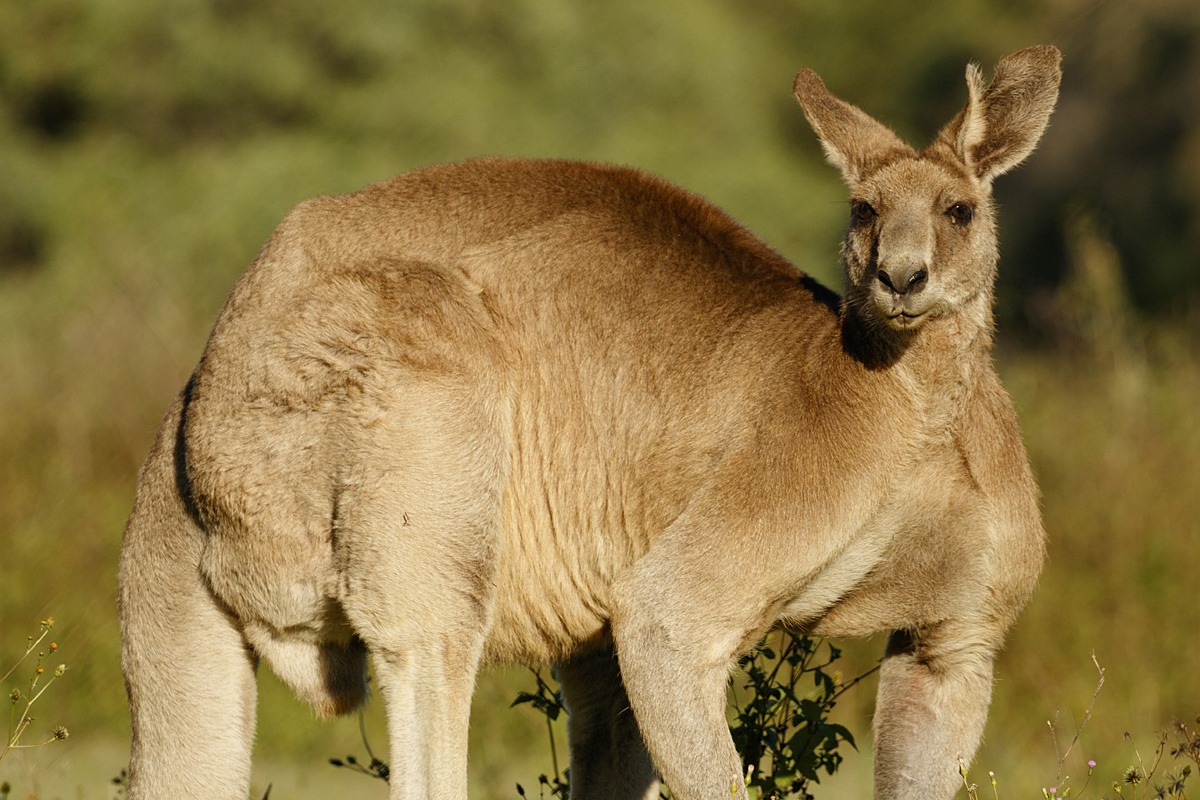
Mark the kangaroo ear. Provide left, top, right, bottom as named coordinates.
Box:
left=941, top=45, right=1062, bottom=184
left=794, top=70, right=915, bottom=186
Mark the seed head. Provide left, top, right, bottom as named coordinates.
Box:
left=55, top=664, right=66, bottom=677
left=9, top=688, right=19, bottom=703
left=52, top=725, right=69, bottom=740
left=1123, top=766, right=1141, bottom=785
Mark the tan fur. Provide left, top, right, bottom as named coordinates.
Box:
left=119, top=46, right=1061, bottom=800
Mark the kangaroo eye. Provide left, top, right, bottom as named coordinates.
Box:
left=851, top=201, right=876, bottom=225
left=947, top=203, right=974, bottom=224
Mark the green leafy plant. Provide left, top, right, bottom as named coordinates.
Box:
left=511, top=669, right=569, bottom=800
left=729, top=632, right=875, bottom=800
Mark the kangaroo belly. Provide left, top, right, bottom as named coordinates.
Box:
left=482, top=545, right=614, bottom=665
left=479, top=412, right=689, bottom=665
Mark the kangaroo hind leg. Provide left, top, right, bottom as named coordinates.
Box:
left=192, top=444, right=370, bottom=719
left=120, top=396, right=259, bottom=800
left=557, top=645, right=661, bottom=800
left=335, top=381, right=506, bottom=800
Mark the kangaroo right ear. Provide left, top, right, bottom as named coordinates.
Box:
left=794, top=70, right=915, bottom=187
left=941, top=45, right=1062, bottom=184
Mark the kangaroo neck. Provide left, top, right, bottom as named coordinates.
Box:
left=837, top=288, right=995, bottom=428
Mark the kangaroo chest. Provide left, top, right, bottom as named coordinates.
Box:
left=781, top=434, right=993, bottom=638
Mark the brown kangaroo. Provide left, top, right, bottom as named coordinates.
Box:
left=119, top=45, right=1061, bottom=800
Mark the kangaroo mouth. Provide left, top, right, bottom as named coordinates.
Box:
left=888, top=309, right=921, bottom=328
left=882, top=308, right=929, bottom=329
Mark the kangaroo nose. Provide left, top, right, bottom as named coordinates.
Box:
left=877, top=265, right=928, bottom=296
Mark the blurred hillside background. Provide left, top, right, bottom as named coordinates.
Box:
left=1, top=0, right=1198, bottom=797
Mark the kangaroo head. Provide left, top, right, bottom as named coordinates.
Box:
left=794, top=46, right=1061, bottom=334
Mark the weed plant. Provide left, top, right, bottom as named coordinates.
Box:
left=959, top=656, right=1199, bottom=800
left=0, top=618, right=68, bottom=797
left=960, top=716, right=1198, bottom=800
left=510, top=669, right=570, bottom=799
left=728, top=633, right=875, bottom=800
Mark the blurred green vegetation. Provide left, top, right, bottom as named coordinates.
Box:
left=1, top=0, right=1198, bottom=797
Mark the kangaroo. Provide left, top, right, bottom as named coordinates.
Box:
left=118, top=46, right=1060, bottom=800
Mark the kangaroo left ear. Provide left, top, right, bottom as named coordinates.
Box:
left=940, top=46, right=1062, bottom=185
left=794, top=69, right=916, bottom=187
